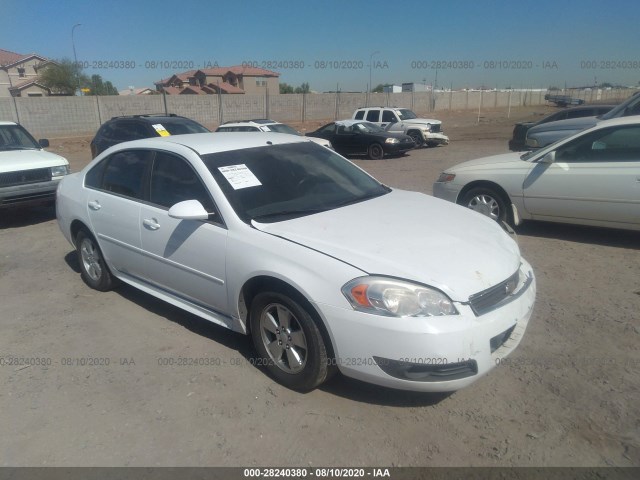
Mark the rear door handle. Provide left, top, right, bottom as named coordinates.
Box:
left=143, top=218, right=160, bottom=230
left=88, top=200, right=101, bottom=211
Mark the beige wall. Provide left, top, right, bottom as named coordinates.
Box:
left=0, top=70, right=10, bottom=97
left=242, top=76, right=279, bottom=95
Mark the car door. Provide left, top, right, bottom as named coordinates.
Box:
left=84, top=149, right=153, bottom=277
left=138, top=150, right=229, bottom=313
left=334, top=124, right=363, bottom=154
left=522, top=124, right=640, bottom=225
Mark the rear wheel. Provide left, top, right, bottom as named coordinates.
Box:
left=76, top=229, right=116, bottom=291
left=250, top=292, right=332, bottom=391
left=368, top=143, right=384, bottom=160
left=460, top=187, right=510, bottom=225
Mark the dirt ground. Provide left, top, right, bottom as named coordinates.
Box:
left=1, top=106, right=639, bottom=468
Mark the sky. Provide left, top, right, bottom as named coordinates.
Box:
left=3, top=0, right=640, bottom=92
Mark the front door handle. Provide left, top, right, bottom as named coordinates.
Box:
left=88, top=200, right=101, bottom=211
left=143, top=218, right=160, bottom=230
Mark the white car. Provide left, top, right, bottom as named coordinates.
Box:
left=57, top=132, right=535, bottom=392
left=215, top=119, right=333, bottom=149
left=0, top=121, right=70, bottom=209
left=433, top=116, right=640, bottom=231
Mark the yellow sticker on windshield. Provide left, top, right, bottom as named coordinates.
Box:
left=152, top=124, right=171, bottom=136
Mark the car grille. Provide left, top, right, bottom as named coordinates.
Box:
left=430, top=124, right=441, bottom=133
left=468, top=270, right=520, bottom=316
left=0, top=168, right=51, bottom=187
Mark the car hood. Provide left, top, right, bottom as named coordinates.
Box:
left=446, top=152, right=527, bottom=171
left=0, top=149, right=69, bottom=173
left=399, top=118, right=442, bottom=127
left=252, top=189, right=521, bottom=301
left=527, top=115, right=598, bottom=134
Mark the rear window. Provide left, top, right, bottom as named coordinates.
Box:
left=154, top=119, right=209, bottom=135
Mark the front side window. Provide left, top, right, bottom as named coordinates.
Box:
left=202, top=142, right=390, bottom=223
left=382, top=110, right=397, bottom=123
left=555, top=125, right=640, bottom=163
left=149, top=152, right=215, bottom=212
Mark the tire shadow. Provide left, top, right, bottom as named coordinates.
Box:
left=0, top=204, right=56, bottom=229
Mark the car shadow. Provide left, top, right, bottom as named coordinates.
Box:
left=516, top=221, right=640, bottom=250
left=0, top=204, right=56, bottom=229
left=319, top=374, right=453, bottom=407
left=62, top=254, right=456, bottom=406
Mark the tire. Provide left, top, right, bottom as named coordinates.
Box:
left=367, top=143, right=384, bottom=160
left=250, top=291, right=332, bottom=391
left=459, top=187, right=511, bottom=225
left=76, top=229, right=116, bottom=291
left=407, top=130, right=424, bottom=147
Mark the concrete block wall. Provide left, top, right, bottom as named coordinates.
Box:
left=1, top=89, right=635, bottom=138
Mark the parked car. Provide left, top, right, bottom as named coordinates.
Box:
left=57, top=132, right=535, bottom=392
left=508, top=104, right=615, bottom=151
left=353, top=107, right=449, bottom=147
left=307, top=120, right=415, bottom=159
left=433, top=116, right=640, bottom=231
left=215, top=119, right=333, bottom=149
left=90, top=114, right=209, bottom=158
left=544, top=94, right=585, bottom=107
left=0, top=121, right=70, bottom=209
left=525, top=91, right=640, bottom=149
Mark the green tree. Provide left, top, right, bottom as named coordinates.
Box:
left=372, top=83, right=391, bottom=93
left=294, top=82, right=310, bottom=94
left=39, top=58, right=89, bottom=95
left=279, top=83, right=294, bottom=94
left=85, top=74, right=119, bottom=95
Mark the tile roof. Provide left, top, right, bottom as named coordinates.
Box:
left=0, top=48, right=25, bottom=66
left=199, top=65, right=280, bottom=77
left=209, top=82, right=245, bottom=94
left=8, top=79, right=50, bottom=92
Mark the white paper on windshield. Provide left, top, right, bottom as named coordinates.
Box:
left=151, top=124, right=170, bottom=136
left=218, top=164, right=262, bottom=189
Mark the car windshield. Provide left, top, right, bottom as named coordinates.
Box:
left=0, top=124, right=41, bottom=151
left=397, top=109, right=418, bottom=120
left=351, top=122, right=386, bottom=133
left=202, top=142, right=390, bottom=223
left=157, top=119, right=210, bottom=135
left=599, top=92, right=640, bottom=120
left=266, top=124, right=300, bottom=135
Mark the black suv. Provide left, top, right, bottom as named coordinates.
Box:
left=90, top=114, right=209, bottom=158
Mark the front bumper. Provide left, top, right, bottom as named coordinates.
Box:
left=0, top=179, right=62, bottom=208
left=315, top=260, right=536, bottom=392
left=432, top=180, right=462, bottom=204
left=424, top=132, right=450, bottom=145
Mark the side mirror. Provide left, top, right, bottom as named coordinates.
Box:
left=168, top=199, right=209, bottom=220
left=39, top=139, right=50, bottom=148
left=539, top=151, right=556, bottom=164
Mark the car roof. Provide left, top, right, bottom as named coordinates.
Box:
left=335, top=119, right=371, bottom=126
left=220, top=119, right=280, bottom=127
left=107, top=132, right=310, bottom=155
left=0, top=121, right=18, bottom=126
left=592, top=115, right=640, bottom=128
left=107, top=114, right=190, bottom=122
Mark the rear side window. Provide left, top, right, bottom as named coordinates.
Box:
left=366, top=110, right=380, bottom=122
left=100, top=150, right=153, bottom=199
left=354, top=111, right=365, bottom=120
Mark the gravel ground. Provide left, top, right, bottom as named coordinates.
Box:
left=1, top=106, right=638, bottom=467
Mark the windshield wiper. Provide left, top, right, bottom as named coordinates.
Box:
left=252, top=207, right=328, bottom=221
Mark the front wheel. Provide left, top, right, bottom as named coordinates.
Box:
left=407, top=131, right=424, bottom=147
left=250, top=292, right=332, bottom=391
left=367, top=143, right=384, bottom=160
left=459, top=187, right=510, bottom=225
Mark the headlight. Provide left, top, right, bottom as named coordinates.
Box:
left=50, top=165, right=70, bottom=177
left=422, top=125, right=432, bottom=132
left=525, top=138, right=539, bottom=148
left=342, top=276, right=458, bottom=317
left=385, top=138, right=399, bottom=144
left=436, top=172, right=456, bottom=183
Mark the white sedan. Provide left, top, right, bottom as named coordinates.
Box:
left=57, top=132, right=535, bottom=392
left=433, top=116, right=640, bottom=231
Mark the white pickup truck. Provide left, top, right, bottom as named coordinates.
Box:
left=353, top=106, right=449, bottom=147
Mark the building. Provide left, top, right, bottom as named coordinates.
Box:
left=382, top=85, right=402, bottom=93
left=0, top=48, right=54, bottom=97
left=402, top=83, right=432, bottom=93
left=155, top=66, right=280, bottom=95
left=118, top=87, right=157, bottom=95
